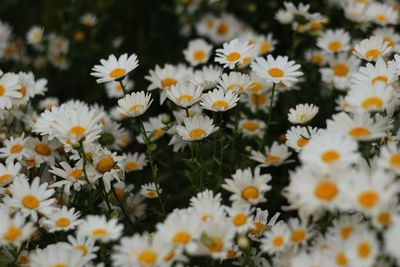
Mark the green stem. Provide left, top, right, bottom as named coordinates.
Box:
left=118, top=79, right=128, bottom=95
left=110, top=184, right=135, bottom=231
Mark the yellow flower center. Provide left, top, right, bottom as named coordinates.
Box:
left=18, top=85, right=27, bottom=97
left=376, top=15, right=386, bottom=23
left=321, top=150, right=340, bottom=164
left=206, top=236, right=224, bottom=252
left=312, top=54, right=324, bottom=64
left=383, top=37, right=394, bottom=47
left=92, top=228, right=109, bottom=237
left=172, top=231, right=192, bottom=244
left=242, top=121, right=259, bottom=132
left=291, top=229, right=305, bottom=243
left=378, top=212, right=391, bottom=226
left=138, top=250, right=157, bottom=265
left=125, top=161, right=138, bottom=172
left=226, top=52, right=241, bottom=62
left=161, top=78, right=177, bottom=89
left=365, top=49, right=380, bottom=60
left=109, top=67, right=126, bottom=78
left=259, top=42, right=271, bottom=54
left=358, top=242, right=371, bottom=258
left=153, top=128, right=165, bottom=138
left=96, top=156, right=115, bottom=173
left=250, top=221, right=265, bottom=235
left=212, top=100, right=229, bottom=111
left=22, top=195, right=39, bottom=209
left=52, top=264, right=67, bottom=267
left=69, top=126, right=86, bottom=137
left=348, top=127, right=370, bottom=138
left=76, top=245, right=88, bottom=256
left=336, top=252, right=348, bottom=266
left=68, top=169, right=83, bottom=180
left=358, top=191, right=379, bottom=209
left=129, top=104, right=144, bottom=112
left=248, top=82, right=262, bottom=93
left=389, top=154, right=400, bottom=168
left=296, top=137, right=309, bottom=147
left=371, top=75, right=388, bottom=85
left=0, top=174, right=12, bottom=184
left=17, top=255, right=29, bottom=265
left=147, top=191, right=157, bottom=198
left=3, top=226, right=21, bottom=242
left=35, top=143, right=51, bottom=156
left=328, top=41, right=342, bottom=52
left=0, top=85, right=5, bottom=96
left=189, top=128, right=206, bottom=139
left=268, top=68, right=284, bottom=78
left=314, top=181, right=338, bottom=201
left=178, top=95, right=193, bottom=103
left=272, top=235, right=284, bottom=247
left=265, top=155, right=281, bottom=164
left=217, top=22, right=228, bottom=35
left=55, top=217, right=71, bottom=228
left=193, top=50, right=206, bottom=61
left=232, top=213, right=247, bottom=226
left=333, top=63, right=349, bottom=77
left=10, top=144, right=22, bottom=154
left=362, top=97, right=383, bottom=109
left=163, top=250, right=175, bottom=262
left=341, top=226, right=353, bottom=240
left=241, top=186, right=259, bottom=201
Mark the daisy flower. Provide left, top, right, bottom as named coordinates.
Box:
left=25, top=136, right=59, bottom=165
left=345, top=82, right=393, bottom=113
left=248, top=72, right=273, bottom=94
left=80, top=13, right=97, bottom=27
left=183, top=38, right=212, bottom=66
left=326, top=112, right=392, bottom=141
left=374, top=27, right=400, bottom=53
left=0, top=210, right=35, bottom=247
left=29, top=243, right=89, bottom=267
left=261, top=222, right=290, bottom=255
left=299, top=132, right=359, bottom=172
left=140, top=182, right=162, bottom=199
left=250, top=142, right=292, bottom=167
left=320, top=54, right=361, bottom=90
left=225, top=202, right=254, bottom=234
left=242, top=90, right=276, bottom=114
left=157, top=209, right=200, bottom=249
left=40, top=206, right=81, bottom=232
left=78, top=215, right=123, bottom=243
left=49, top=160, right=89, bottom=195
left=351, top=57, right=398, bottom=88
left=117, top=91, right=153, bottom=117
left=26, top=25, right=44, bottom=45
left=305, top=49, right=327, bottom=66
left=327, top=213, right=364, bottom=241
left=376, top=143, right=400, bottom=175
left=138, top=114, right=167, bottom=143
left=238, top=118, right=266, bottom=139
left=0, top=161, right=22, bottom=187
left=385, top=216, right=400, bottom=263
left=112, top=232, right=171, bottom=267
left=254, top=33, right=277, bottom=56
left=0, top=72, right=21, bottom=110
left=166, top=82, right=203, bottom=108
left=91, top=53, right=139, bottom=83
left=353, top=36, right=391, bottom=62
left=189, top=220, right=235, bottom=259
left=366, top=3, right=398, bottom=26
left=215, top=38, right=255, bottom=69
left=288, top=218, right=312, bottom=247
left=3, top=176, right=55, bottom=221
left=249, top=208, right=280, bottom=240
left=316, top=29, right=351, bottom=54
left=285, top=126, right=319, bottom=152
left=288, top=103, right=319, bottom=124
left=222, top=167, right=271, bottom=205
left=176, top=115, right=218, bottom=141
left=251, top=55, right=303, bottom=86
left=216, top=72, right=251, bottom=93
left=67, top=233, right=99, bottom=261
left=145, top=64, right=192, bottom=104
left=122, top=152, right=147, bottom=173
left=193, top=65, right=223, bottom=90
left=190, top=190, right=225, bottom=222
left=347, top=229, right=378, bottom=267
left=200, top=88, right=239, bottom=112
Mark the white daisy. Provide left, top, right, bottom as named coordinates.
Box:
left=122, top=152, right=147, bottom=173
left=77, top=215, right=123, bottom=242
left=288, top=103, right=319, bottom=124
left=285, top=126, right=319, bottom=152
left=140, top=182, right=162, bottom=199
left=166, top=82, right=203, bottom=108
left=91, top=53, right=139, bottom=83
left=117, top=91, right=153, bottom=117
left=353, top=36, right=391, bottom=62
left=216, top=72, right=251, bottom=93
left=200, top=88, right=239, bottom=112
left=183, top=38, right=212, bottom=66
left=40, top=206, right=81, bottom=232
left=316, top=29, right=351, bottom=54
left=29, top=243, right=89, bottom=267
left=176, top=115, right=218, bottom=141
left=0, top=72, right=21, bottom=110
left=0, top=210, right=35, bottom=247
left=250, top=142, right=292, bottom=167
left=215, top=38, right=255, bottom=69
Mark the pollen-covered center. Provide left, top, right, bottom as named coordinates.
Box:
left=125, top=161, right=138, bottom=172
left=129, top=104, right=144, bottom=112
left=22, top=194, right=39, bottom=209
left=226, top=52, right=241, bottom=62
left=109, top=67, right=126, bottom=78
left=358, top=190, right=379, bottom=209
left=348, top=127, right=370, bottom=138
left=321, top=150, right=341, bottom=164
left=241, top=186, right=259, bottom=201
left=56, top=217, right=71, bottom=228
left=193, top=50, right=206, bottom=61
left=297, top=137, right=309, bottom=147
left=178, top=95, right=193, bottom=103
left=389, top=154, right=400, bottom=168
left=70, top=126, right=86, bottom=138
left=10, top=144, right=22, bottom=154
left=365, top=49, right=380, bottom=60
left=212, top=100, right=229, bottom=111
left=268, top=68, right=284, bottom=78
left=35, top=143, right=51, bottom=156
left=242, top=121, right=259, bottom=132
left=0, top=85, right=5, bottom=96
left=161, top=78, right=177, bottom=89
left=272, top=235, right=284, bottom=247
left=96, top=155, right=115, bottom=173
left=362, top=97, right=383, bottom=109
left=92, top=228, right=109, bottom=237
left=172, top=231, right=192, bottom=245
left=333, top=63, right=349, bottom=77
left=189, top=128, right=206, bottom=139
left=137, top=250, right=157, bottom=265
left=328, top=41, right=342, bottom=52
left=371, top=75, right=388, bottom=85
left=314, top=180, right=338, bottom=201
left=232, top=213, right=247, bottom=226
left=3, top=226, right=21, bottom=242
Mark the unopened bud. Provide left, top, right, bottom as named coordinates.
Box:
left=161, top=114, right=171, bottom=124
left=237, top=235, right=250, bottom=250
